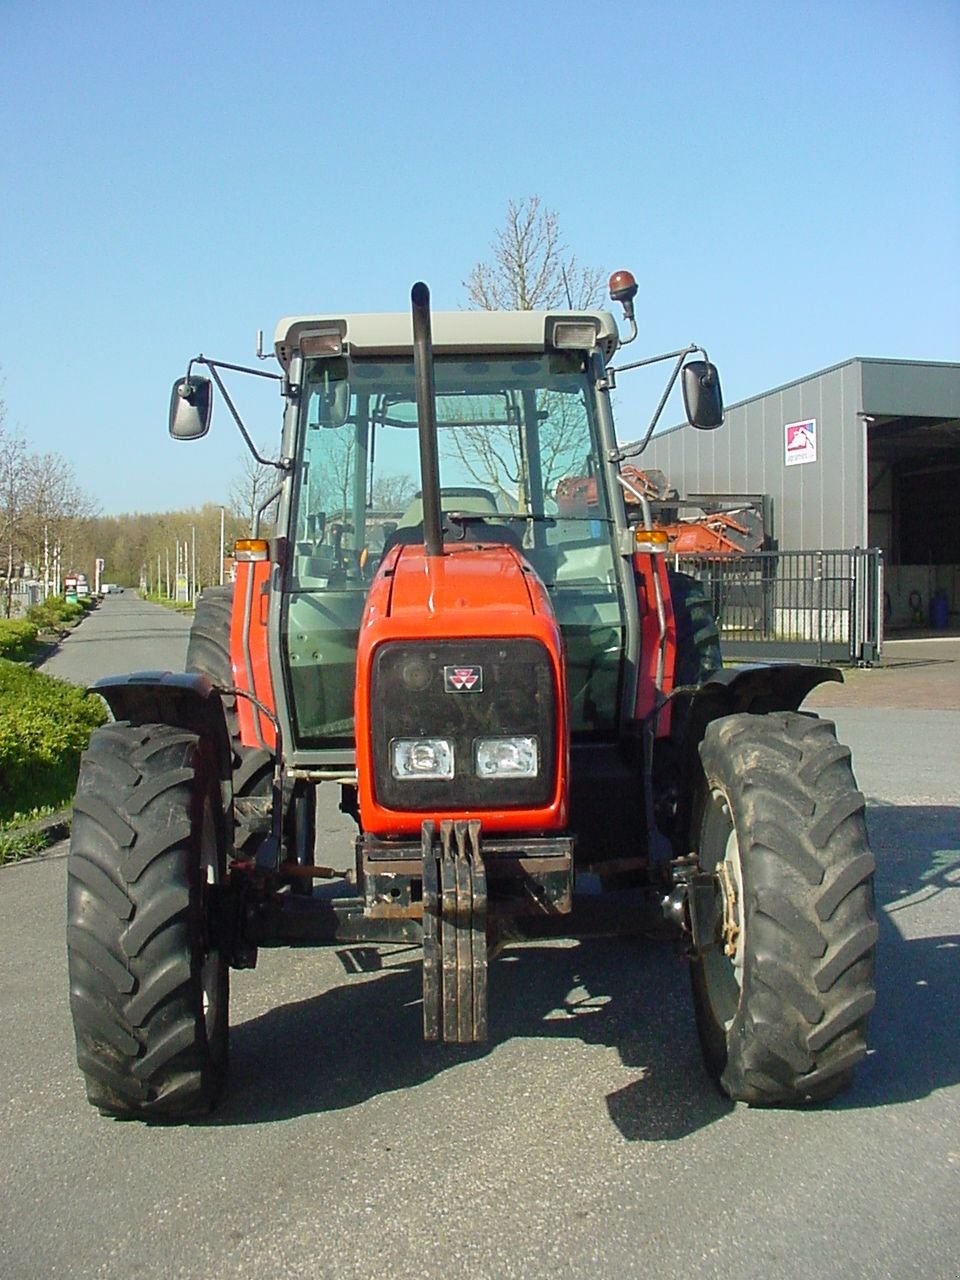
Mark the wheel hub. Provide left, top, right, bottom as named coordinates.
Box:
left=715, top=858, right=740, bottom=958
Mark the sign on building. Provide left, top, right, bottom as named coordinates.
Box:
left=785, top=418, right=817, bottom=466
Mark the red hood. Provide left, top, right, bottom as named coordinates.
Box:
left=380, top=542, right=547, bottom=623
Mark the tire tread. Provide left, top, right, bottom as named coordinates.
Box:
left=693, top=710, right=877, bottom=1105
left=67, top=721, right=227, bottom=1119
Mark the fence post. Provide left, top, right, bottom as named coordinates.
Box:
left=815, top=551, right=824, bottom=665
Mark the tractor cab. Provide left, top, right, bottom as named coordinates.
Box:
left=276, top=310, right=633, bottom=765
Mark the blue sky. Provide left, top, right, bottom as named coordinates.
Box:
left=1, top=0, right=957, bottom=516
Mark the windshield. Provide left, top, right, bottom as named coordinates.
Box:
left=290, top=352, right=612, bottom=582
left=283, top=352, right=625, bottom=746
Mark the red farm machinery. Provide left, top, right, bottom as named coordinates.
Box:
left=66, top=274, right=877, bottom=1118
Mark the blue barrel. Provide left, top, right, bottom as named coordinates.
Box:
left=931, top=589, right=949, bottom=629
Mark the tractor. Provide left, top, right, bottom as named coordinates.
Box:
left=66, top=273, right=877, bottom=1118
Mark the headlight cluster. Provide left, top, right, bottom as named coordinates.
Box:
left=372, top=638, right=556, bottom=811
left=392, top=736, right=539, bottom=781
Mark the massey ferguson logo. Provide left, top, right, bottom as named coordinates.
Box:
left=444, top=665, right=483, bottom=693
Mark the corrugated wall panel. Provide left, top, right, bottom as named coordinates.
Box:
left=634, top=360, right=867, bottom=551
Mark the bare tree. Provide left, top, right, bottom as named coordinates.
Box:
left=0, top=407, right=29, bottom=597
left=455, top=199, right=604, bottom=501
left=22, top=450, right=98, bottom=584
left=229, top=446, right=280, bottom=533
left=464, top=196, right=605, bottom=312
left=0, top=393, right=98, bottom=611
left=371, top=472, right=418, bottom=514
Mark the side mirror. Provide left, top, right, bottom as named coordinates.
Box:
left=169, top=376, right=212, bottom=440
left=681, top=360, right=724, bottom=430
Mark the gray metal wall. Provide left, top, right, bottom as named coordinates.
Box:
left=861, top=359, right=960, bottom=418
left=636, top=360, right=867, bottom=551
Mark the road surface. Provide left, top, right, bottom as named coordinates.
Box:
left=0, top=595, right=957, bottom=1278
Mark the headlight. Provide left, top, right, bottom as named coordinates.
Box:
left=391, top=738, right=454, bottom=780
left=475, top=736, right=539, bottom=779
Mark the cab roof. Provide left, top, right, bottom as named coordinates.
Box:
left=273, top=309, right=621, bottom=368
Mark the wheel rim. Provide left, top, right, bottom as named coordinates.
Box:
left=699, top=786, right=745, bottom=1030
left=199, top=797, right=223, bottom=1044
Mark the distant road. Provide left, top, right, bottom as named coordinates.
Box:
left=39, top=592, right=191, bottom=686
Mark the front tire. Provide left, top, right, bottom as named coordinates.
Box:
left=67, top=722, right=229, bottom=1119
left=691, top=711, right=877, bottom=1105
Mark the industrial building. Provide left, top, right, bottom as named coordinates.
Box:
left=640, top=358, right=960, bottom=642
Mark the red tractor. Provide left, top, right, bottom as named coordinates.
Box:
left=67, top=274, right=876, bottom=1118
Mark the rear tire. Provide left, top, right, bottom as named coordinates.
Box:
left=668, top=569, right=721, bottom=685
left=187, top=585, right=272, bottom=851
left=67, top=722, right=229, bottom=1118
left=691, top=711, right=877, bottom=1105
left=186, top=587, right=239, bottom=735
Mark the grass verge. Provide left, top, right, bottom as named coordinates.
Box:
left=0, top=658, right=106, bottom=865
left=139, top=591, right=195, bottom=615
left=0, top=810, right=70, bottom=866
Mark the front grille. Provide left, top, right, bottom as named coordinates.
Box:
left=371, top=638, right=557, bottom=811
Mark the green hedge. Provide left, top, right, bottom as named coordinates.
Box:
left=0, top=620, right=39, bottom=661
left=0, top=659, right=107, bottom=821
left=27, top=595, right=85, bottom=631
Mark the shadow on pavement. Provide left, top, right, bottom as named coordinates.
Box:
left=196, top=802, right=958, bottom=1136
left=209, top=925, right=729, bottom=1138
left=839, top=802, right=960, bottom=1111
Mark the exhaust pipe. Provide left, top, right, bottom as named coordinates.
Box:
left=411, top=282, right=444, bottom=558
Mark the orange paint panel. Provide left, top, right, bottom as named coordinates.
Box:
left=232, top=559, right=277, bottom=751
left=633, top=552, right=675, bottom=737
left=355, top=543, right=569, bottom=838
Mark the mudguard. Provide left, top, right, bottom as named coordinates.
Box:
left=659, top=662, right=845, bottom=859
left=92, top=671, right=234, bottom=784
left=699, top=662, right=842, bottom=714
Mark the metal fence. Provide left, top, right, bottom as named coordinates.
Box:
left=1, top=580, right=43, bottom=620
left=674, top=547, right=884, bottom=665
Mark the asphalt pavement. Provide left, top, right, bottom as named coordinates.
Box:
left=38, top=591, right=190, bottom=686
left=0, top=596, right=956, bottom=1279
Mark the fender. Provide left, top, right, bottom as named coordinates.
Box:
left=232, top=556, right=277, bottom=752
left=633, top=551, right=677, bottom=735
left=677, top=661, right=844, bottom=763
left=92, top=671, right=234, bottom=785
left=658, top=662, right=844, bottom=856
left=700, top=662, right=842, bottom=714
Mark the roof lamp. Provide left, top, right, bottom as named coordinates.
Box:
left=551, top=320, right=599, bottom=350
left=608, top=269, right=638, bottom=307
left=299, top=328, right=344, bottom=358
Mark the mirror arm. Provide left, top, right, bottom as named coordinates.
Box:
left=252, top=482, right=285, bottom=539
left=188, top=355, right=282, bottom=383
left=191, top=356, right=288, bottom=471
left=607, top=343, right=705, bottom=377
left=610, top=346, right=707, bottom=463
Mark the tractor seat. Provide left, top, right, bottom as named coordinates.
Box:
left=383, top=517, right=522, bottom=554
left=383, top=487, right=520, bottom=554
